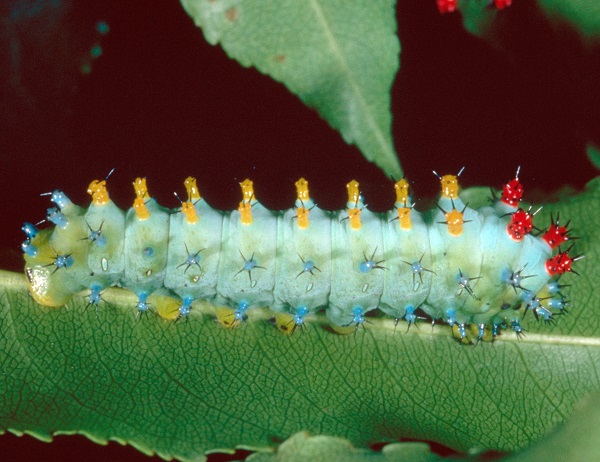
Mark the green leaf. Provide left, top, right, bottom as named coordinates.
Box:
left=179, top=0, right=402, bottom=178
left=537, top=0, right=600, bottom=39
left=458, top=0, right=499, bottom=38
left=246, top=433, right=445, bottom=462
left=460, top=0, right=600, bottom=41
left=1, top=178, right=599, bottom=461
left=506, top=392, right=600, bottom=462
left=587, top=144, right=600, bottom=170
left=250, top=393, right=600, bottom=462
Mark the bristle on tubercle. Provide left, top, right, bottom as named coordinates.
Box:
left=21, top=170, right=580, bottom=343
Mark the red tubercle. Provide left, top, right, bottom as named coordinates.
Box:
left=501, top=177, right=524, bottom=207
left=494, top=0, right=512, bottom=10
left=542, top=223, right=570, bottom=250
left=545, top=252, right=573, bottom=276
left=507, top=208, right=534, bottom=241
left=437, top=0, right=458, bottom=14
left=545, top=243, right=584, bottom=276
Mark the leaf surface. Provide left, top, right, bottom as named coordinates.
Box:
left=179, top=0, right=402, bottom=177
left=460, top=0, right=600, bottom=41
left=0, top=178, right=599, bottom=461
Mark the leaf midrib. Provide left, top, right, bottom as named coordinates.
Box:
left=3, top=270, right=598, bottom=348
left=308, top=0, right=396, bottom=167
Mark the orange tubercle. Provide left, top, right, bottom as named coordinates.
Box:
left=346, top=180, right=360, bottom=204
left=184, top=176, right=201, bottom=201
left=440, top=174, right=460, bottom=199
left=238, top=179, right=255, bottom=225
left=394, top=179, right=410, bottom=205
left=348, top=208, right=362, bottom=230
left=397, top=207, right=412, bottom=231
left=87, top=179, right=110, bottom=206
left=182, top=201, right=198, bottom=224
left=444, top=208, right=464, bottom=237
left=132, top=177, right=150, bottom=220
left=296, top=207, right=309, bottom=229
left=295, top=178, right=310, bottom=203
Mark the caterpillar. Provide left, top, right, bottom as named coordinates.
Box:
left=21, top=169, right=581, bottom=341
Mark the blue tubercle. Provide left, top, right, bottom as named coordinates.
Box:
left=21, top=239, right=38, bottom=257
left=177, top=245, right=202, bottom=273
left=445, top=307, right=457, bottom=326
left=244, top=259, right=257, bottom=271
left=237, top=252, right=265, bottom=283
left=352, top=306, right=365, bottom=328
left=89, top=283, right=103, bottom=306
left=178, top=296, right=193, bottom=318
left=476, top=323, right=486, bottom=342
left=293, top=305, right=309, bottom=326
left=404, top=304, right=417, bottom=326
left=86, top=221, right=107, bottom=247
left=511, top=319, right=524, bottom=337
left=50, top=190, right=73, bottom=211
left=47, top=207, right=68, bottom=229
left=234, top=301, right=250, bottom=322
left=52, top=253, right=74, bottom=271
left=547, top=297, right=568, bottom=311
left=86, top=283, right=103, bottom=313
left=136, top=292, right=149, bottom=313
left=302, top=259, right=316, bottom=274
left=359, top=261, right=373, bottom=273
left=533, top=306, right=554, bottom=323
left=404, top=254, right=432, bottom=288
left=22, top=222, right=38, bottom=239
left=492, top=323, right=502, bottom=338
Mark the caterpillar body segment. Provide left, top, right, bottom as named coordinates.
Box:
left=85, top=199, right=126, bottom=279
left=327, top=207, right=386, bottom=327
left=164, top=196, right=222, bottom=303
left=272, top=204, right=332, bottom=320
left=216, top=193, right=278, bottom=311
left=122, top=196, right=170, bottom=300
left=379, top=206, right=431, bottom=321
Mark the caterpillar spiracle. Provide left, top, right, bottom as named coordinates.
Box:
left=21, top=169, right=581, bottom=342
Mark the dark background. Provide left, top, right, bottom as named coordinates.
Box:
left=0, top=0, right=598, bottom=460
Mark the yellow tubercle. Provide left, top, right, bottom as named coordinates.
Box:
left=440, top=174, right=460, bottom=199
left=273, top=312, right=297, bottom=335
left=215, top=306, right=238, bottom=328
left=184, top=176, right=201, bottom=201
left=346, top=180, right=360, bottom=204
left=445, top=208, right=464, bottom=237
left=295, top=178, right=310, bottom=202
left=133, top=177, right=149, bottom=198
left=181, top=177, right=200, bottom=223
left=182, top=201, right=199, bottom=224
left=397, top=207, right=413, bottom=231
left=149, top=291, right=182, bottom=320
left=348, top=208, right=362, bottom=230
left=346, top=180, right=362, bottom=230
left=240, top=179, right=255, bottom=202
left=87, top=179, right=110, bottom=206
left=132, top=177, right=150, bottom=220
left=295, top=207, right=309, bottom=229
left=238, top=202, right=252, bottom=225
left=238, top=179, right=255, bottom=225
left=394, top=179, right=410, bottom=205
